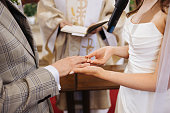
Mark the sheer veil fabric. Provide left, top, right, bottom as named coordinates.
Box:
left=152, top=6, right=170, bottom=113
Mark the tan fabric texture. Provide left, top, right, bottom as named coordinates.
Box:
left=0, top=1, right=59, bottom=113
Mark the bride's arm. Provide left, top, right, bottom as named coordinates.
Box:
left=97, top=51, right=160, bottom=91
left=74, top=62, right=159, bottom=92
left=112, top=45, right=129, bottom=59
left=75, top=51, right=160, bottom=92
left=98, top=69, right=158, bottom=92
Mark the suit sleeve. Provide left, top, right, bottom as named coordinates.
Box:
left=0, top=67, right=59, bottom=112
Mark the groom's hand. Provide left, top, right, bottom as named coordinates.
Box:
left=52, top=56, right=88, bottom=77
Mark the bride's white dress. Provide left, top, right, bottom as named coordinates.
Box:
left=115, top=16, right=163, bottom=113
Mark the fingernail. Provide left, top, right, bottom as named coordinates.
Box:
left=69, top=71, right=74, bottom=74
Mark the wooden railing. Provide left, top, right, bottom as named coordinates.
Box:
left=60, top=65, right=126, bottom=92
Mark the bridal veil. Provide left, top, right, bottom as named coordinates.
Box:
left=152, top=6, right=170, bottom=113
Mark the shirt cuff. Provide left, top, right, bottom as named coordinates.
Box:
left=44, top=65, right=61, bottom=90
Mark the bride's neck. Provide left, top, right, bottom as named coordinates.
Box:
left=132, top=0, right=160, bottom=24
left=138, top=0, right=159, bottom=14
left=142, top=0, right=158, bottom=5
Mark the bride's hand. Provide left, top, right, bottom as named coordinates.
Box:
left=86, top=46, right=114, bottom=65
left=73, top=65, right=104, bottom=77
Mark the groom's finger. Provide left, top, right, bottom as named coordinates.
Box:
left=73, top=56, right=87, bottom=64
left=71, top=63, right=89, bottom=74
left=73, top=67, right=85, bottom=73
left=75, top=63, right=90, bottom=68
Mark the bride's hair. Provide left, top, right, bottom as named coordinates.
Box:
left=161, top=0, right=170, bottom=12
left=127, top=0, right=170, bottom=17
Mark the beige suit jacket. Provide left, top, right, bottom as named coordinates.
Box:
left=0, top=0, right=59, bottom=113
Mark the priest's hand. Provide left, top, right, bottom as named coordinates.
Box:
left=60, top=20, right=72, bottom=29
left=91, top=27, right=102, bottom=34
left=86, top=46, right=114, bottom=65
left=52, top=56, right=88, bottom=77
left=90, top=26, right=102, bottom=34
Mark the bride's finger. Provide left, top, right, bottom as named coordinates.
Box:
left=73, top=56, right=88, bottom=64
left=90, top=59, right=105, bottom=65
left=86, top=51, right=97, bottom=59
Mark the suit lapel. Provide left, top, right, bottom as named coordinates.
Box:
left=0, top=1, right=36, bottom=60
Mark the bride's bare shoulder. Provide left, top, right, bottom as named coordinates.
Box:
left=153, top=10, right=167, bottom=34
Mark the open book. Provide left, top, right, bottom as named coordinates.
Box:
left=60, top=20, right=108, bottom=37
